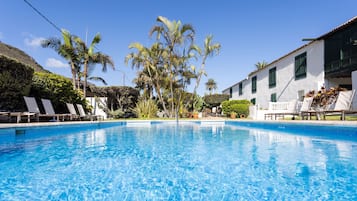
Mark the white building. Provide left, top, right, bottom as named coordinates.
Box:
left=223, top=16, right=357, bottom=111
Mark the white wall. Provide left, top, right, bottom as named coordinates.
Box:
left=226, top=40, right=325, bottom=109
left=86, top=97, right=108, bottom=119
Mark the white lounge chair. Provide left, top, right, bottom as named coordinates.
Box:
left=76, top=104, right=102, bottom=121
left=41, top=98, right=71, bottom=121
left=23, top=96, right=68, bottom=122
left=321, top=90, right=356, bottom=120
left=66, top=103, right=80, bottom=120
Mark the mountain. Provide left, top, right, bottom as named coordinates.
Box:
left=0, top=41, right=49, bottom=72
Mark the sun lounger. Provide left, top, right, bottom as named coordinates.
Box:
left=322, top=90, right=356, bottom=120
left=76, top=104, right=103, bottom=121
left=23, top=96, right=69, bottom=122
left=66, top=103, right=80, bottom=120
left=1, top=110, right=36, bottom=123
left=301, top=90, right=356, bottom=120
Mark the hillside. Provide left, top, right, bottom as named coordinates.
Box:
left=0, top=41, right=48, bottom=72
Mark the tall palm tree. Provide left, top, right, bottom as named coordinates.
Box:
left=255, top=61, right=268, bottom=69
left=41, top=29, right=79, bottom=90
left=205, top=78, right=217, bottom=95
left=191, top=34, right=221, bottom=98
left=74, top=33, right=114, bottom=97
left=149, top=16, right=195, bottom=117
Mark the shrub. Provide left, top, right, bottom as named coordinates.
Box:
left=230, top=104, right=249, bottom=117
left=203, top=94, right=230, bottom=107
left=30, top=72, right=85, bottom=113
left=0, top=55, right=34, bottom=111
left=222, top=99, right=250, bottom=117
left=134, top=99, right=158, bottom=118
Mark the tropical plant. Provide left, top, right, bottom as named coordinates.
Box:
left=205, top=78, right=217, bottom=94
left=255, top=61, right=268, bottom=69
left=149, top=16, right=195, bottom=118
left=74, top=33, right=115, bottom=97
left=134, top=99, right=158, bottom=118
left=125, top=42, right=170, bottom=117
left=41, top=29, right=79, bottom=90
left=191, top=35, right=221, bottom=97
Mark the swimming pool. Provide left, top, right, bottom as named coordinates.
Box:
left=0, top=121, right=356, bottom=200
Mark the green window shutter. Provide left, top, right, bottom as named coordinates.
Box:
left=295, top=52, right=307, bottom=80
left=269, top=67, right=276, bottom=88
left=239, top=82, right=243, bottom=95
left=229, top=87, right=232, bottom=98
left=271, top=93, right=277, bottom=102
left=252, top=76, right=257, bottom=93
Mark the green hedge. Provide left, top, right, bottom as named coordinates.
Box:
left=0, top=55, right=34, bottom=111
left=222, top=99, right=250, bottom=117
left=30, top=72, right=85, bottom=113
left=203, top=94, right=230, bottom=107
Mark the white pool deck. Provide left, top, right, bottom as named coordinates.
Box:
left=0, top=119, right=356, bottom=129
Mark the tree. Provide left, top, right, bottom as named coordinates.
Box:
left=125, top=42, right=170, bottom=117
left=192, top=35, right=221, bottom=97
left=255, top=61, right=268, bottom=69
left=149, top=16, right=195, bottom=118
left=205, top=78, right=217, bottom=94
left=42, top=29, right=79, bottom=90
left=74, top=33, right=115, bottom=97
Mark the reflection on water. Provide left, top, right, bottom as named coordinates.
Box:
left=0, top=123, right=356, bottom=200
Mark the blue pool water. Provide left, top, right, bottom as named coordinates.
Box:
left=0, top=121, right=357, bottom=200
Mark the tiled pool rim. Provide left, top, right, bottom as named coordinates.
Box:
left=0, top=120, right=356, bottom=136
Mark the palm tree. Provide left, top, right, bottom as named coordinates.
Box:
left=74, top=33, right=114, bottom=97
left=125, top=42, right=170, bottom=117
left=149, top=16, right=195, bottom=118
left=41, top=29, right=79, bottom=90
left=255, top=61, right=268, bottom=69
left=191, top=34, right=221, bottom=99
left=205, top=78, right=217, bottom=95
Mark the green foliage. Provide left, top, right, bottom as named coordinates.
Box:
left=203, top=94, right=230, bottom=107
left=230, top=104, right=249, bottom=117
left=91, top=86, right=139, bottom=114
left=30, top=72, right=85, bottom=113
left=134, top=99, right=158, bottom=118
left=0, top=55, right=34, bottom=111
left=107, top=109, right=125, bottom=119
left=222, top=99, right=250, bottom=117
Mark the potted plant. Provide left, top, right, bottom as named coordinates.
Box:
left=193, top=111, right=199, bottom=119
left=230, top=111, right=237, bottom=119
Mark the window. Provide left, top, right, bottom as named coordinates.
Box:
left=239, top=82, right=243, bottom=95
left=295, top=52, right=307, bottom=80
left=251, top=76, right=257, bottom=93
left=229, top=87, right=232, bottom=98
left=250, top=98, right=256, bottom=105
left=271, top=93, right=277, bottom=102
left=298, top=90, right=305, bottom=101
left=269, top=67, right=276, bottom=88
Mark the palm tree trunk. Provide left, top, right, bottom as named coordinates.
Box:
left=83, top=61, right=88, bottom=98
left=70, top=62, right=77, bottom=90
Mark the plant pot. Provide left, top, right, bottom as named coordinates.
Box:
left=193, top=113, right=199, bottom=119
left=230, top=113, right=237, bottom=119
left=240, top=114, right=246, bottom=118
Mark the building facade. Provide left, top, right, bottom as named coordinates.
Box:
left=223, top=17, right=357, bottom=110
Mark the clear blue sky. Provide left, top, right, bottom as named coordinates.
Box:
left=1, top=0, right=356, bottom=96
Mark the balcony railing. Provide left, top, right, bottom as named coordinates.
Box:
left=325, top=54, right=357, bottom=74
